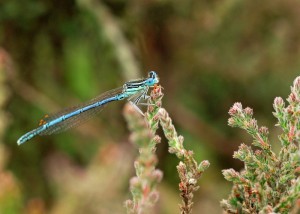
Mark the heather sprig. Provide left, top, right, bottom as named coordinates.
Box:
left=159, top=107, right=210, bottom=214
left=221, top=76, right=300, bottom=213
left=124, top=85, right=209, bottom=214
left=123, top=104, right=162, bottom=213
left=124, top=85, right=164, bottom=214
left=157, top=86, right=210, bottom=214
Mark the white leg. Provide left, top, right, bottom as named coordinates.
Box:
left=129, top=101, right=145, bottom=116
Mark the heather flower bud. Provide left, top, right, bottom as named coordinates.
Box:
left=288, top=92, right=297, bottom=103
left=228, top=118, right=236, bottom=126
left=148, top=191, right=159, bottom=204
left=229, top=102, right=243, bottom=116
left=228, top=108, right=237, bottom=116
left=168, top=147, right=177, bottom=154
left=248, top=119, right=258, bottom=130
left=259, top=126, right=269, bottom=136
left=287, top=105, right=294, bottom=115
left=198, top=160, right=210, bottom=172
left=152, top=170, right=163, bottom=182
left=222, top=168, right=240, bottom=182
left=244, top=107, right=253, bottom=116
left=178, top=135, right=184, bottom=144
left=177, top=162, right=188, bottom=180
left=233, top=144, right=250, bottom=161
left=234, top=102, right=243, bottom=109
left=130, top=177, right=141, bottom=189
left=273, top=97, right=285, bottom=110
left=293, top=76, right=300, bottom=93
left=153, top=135, right=161, bottom=144
left=177, top=161, right=187, bottom=173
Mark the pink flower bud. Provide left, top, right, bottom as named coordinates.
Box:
left=293, top=76, right=300, bottom=91
left=198, top=160, right=210, bottom=171
left=152, top=170, right=163, bottom=182
left=248, top=119, right=258, bottom=130
left=228, top=118, right=236, bottom=126
left=130, top=176, right=141, bottom=188
left=229, top=102, right=243, bottom=116
left=259, top=126, right=269, bottom=135
left=244, top=107, right=253, bottom=116
left=288, top=92, right=297, bottom=103
left=274, top=97, right=285, bottom=109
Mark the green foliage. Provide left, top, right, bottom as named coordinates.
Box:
left=63, top=39, right=97, bottom=98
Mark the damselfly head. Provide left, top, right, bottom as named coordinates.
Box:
left=147, top=71, right=159, bottom=86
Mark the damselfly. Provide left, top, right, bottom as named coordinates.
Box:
left=17, top=71, right=159, bottom=145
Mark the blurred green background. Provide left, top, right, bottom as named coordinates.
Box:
left=1, top=0, right=300, bottom=213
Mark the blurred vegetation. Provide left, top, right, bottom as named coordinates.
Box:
left=1, top=0, right=300, bottom=213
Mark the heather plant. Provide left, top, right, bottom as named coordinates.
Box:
left=123, top=86, right=163, bottom=214
left=158, top=107, right=210, bottom=214
left=221, top=77, right=300, bottom=213
left=124, top=85, right=209, bottom=214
